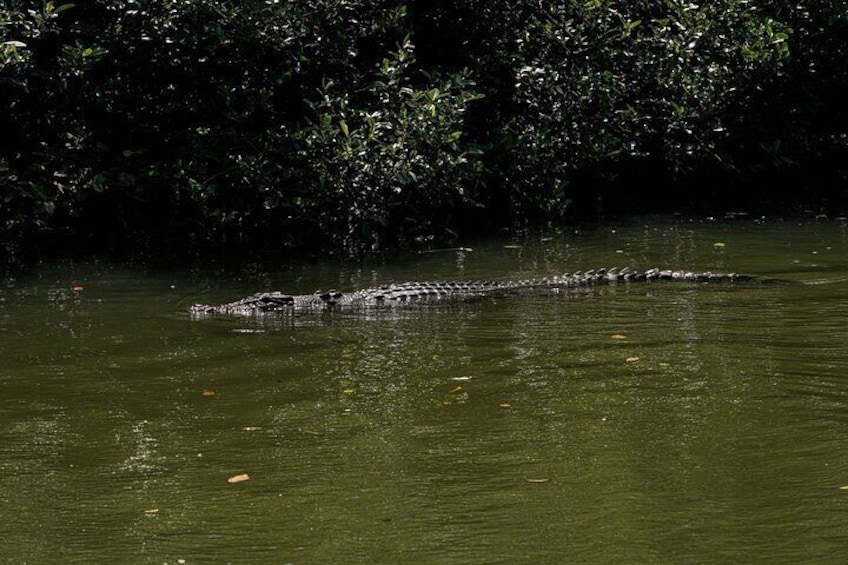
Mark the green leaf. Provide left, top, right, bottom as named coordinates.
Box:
left=54, top=3, right=76, bottom=14
left=339, top=120, right=349, bottom=137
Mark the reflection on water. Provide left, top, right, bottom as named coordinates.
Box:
left=1, top=216, right=848, bottom=563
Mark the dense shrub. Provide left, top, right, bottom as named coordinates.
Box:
left=1, top=1, right=845, bottom=254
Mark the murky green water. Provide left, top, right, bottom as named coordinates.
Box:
left=2, top=215, right=848, bottom=564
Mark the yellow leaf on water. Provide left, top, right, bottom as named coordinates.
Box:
left=343, top=388, right=355, bottom=394
left=525, top=478, right=550, bottom=483
left=714, top=242, right=726, bottom=248
left=442, top=399, right=453, bottom=406
left=144, top=508, right=159, bottom=514
left=659, top=362, right=670, bottom=368
left=611, top=334, right=628, bottom=340
left=450, top=386, right=463, bottom=393
left=228, top=474, right=251, bottom=484
left=626, top=357, right=640, bottom=363
left=499, top=403, right=511, bottom=408
left=839, top=485, right=848, bottom=490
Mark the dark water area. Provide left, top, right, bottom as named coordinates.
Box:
left=2, top=215, right=848, bottom=563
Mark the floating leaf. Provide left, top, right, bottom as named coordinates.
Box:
left=202, top=390, right=215, bottom=397
left=626, top=357, right=640, bottom=363
left=499, top=403, right=511, bottom=408
left=611, top=334, right=627, bottom=340
left=840, top=485, right=848, bottom=490
left=144, top=508, right=159, bottom=514
left=450, top=386, right=463, bottom=393
left=525, top=478, right=550, bottom=483
left=228, top=473, right=251, bottom=484
left=343, top=388, right=355, bottom=394
left=713, top=242, right=726, bottom=248
left=72, top=285, right=84, bottom=291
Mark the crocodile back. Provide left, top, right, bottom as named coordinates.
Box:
left=189, top=267, right=755, bottom=316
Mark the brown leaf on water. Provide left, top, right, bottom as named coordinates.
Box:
left=626, top=357, right=640, bottom=363
left=228, top=473, right=251, bottom=484
left=72, top=285, right=85, bottom=292
left=525, top=478, right=550, bottom=484
left=202, top=390, right=215, bottom=397
left=611, top=334, right=628, bottom=340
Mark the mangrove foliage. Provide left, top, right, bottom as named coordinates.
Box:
left=2, top=1, right=846, bottom=253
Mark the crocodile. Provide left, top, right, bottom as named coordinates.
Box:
left=189, top=267, right=756, bottom=316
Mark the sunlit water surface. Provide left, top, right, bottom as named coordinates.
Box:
left=2, top=216, right=848, bottom=563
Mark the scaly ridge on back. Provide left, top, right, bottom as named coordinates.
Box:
left=189, top=267, right=754, bottom=317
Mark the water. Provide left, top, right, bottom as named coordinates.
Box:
left=1, top=215, right=848, bottom=563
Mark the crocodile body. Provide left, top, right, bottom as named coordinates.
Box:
left=189, top=267, right=755, bottom=316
